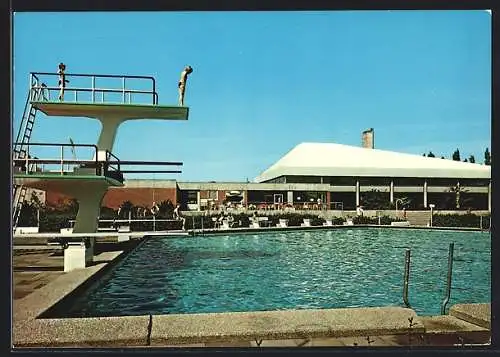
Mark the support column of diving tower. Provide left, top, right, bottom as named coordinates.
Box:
left=13, top=72, right=189, bottom=271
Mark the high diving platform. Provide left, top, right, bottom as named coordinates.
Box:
left=32, top=101, right=188, bottom=120
left=12, top=69, right=191, bottom=272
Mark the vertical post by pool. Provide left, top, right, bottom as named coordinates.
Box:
left=441, top=242, right=454, bottom=315
left=153, top=215, right=156, bottom=232
left=403, top=249, right=411, bottom=308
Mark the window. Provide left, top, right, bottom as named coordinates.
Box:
left=187, top=191, right=198, bottom=204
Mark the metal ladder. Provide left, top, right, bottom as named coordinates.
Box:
left=12, top=84, right=44, bottom=230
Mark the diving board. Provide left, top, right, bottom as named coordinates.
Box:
left=32, top=102, right=189, bottom=120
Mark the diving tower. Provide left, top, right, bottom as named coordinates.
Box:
left=13, top=71, right=189, bottom=271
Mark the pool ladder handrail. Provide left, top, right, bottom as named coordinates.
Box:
left=403, top=249, right=411, bottom=308
left=402, top=242, right=455, bottom=314
left=441, top=242, right=454, bottom=315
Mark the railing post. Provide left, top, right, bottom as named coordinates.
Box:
left=441, top=243, right=454, bottom=315
left=403, top=249, right=411, bottom=308
left=92, top=76, right=95, bottom=103
left=60, top=145, right=64, bottom=175
left=152, top=78, right=156, bottom=104
left=122, top=77, right=126, bottom=103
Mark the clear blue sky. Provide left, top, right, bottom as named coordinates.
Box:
left=13, top=10, right=491, bottom=182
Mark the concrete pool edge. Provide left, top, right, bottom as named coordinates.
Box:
left=13, top=237, right=147, bottom=322
left=186, top=224, right=488, bottom=237
left=13, top=304, right=492, bottom=347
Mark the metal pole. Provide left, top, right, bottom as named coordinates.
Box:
left=480, top=216, right=483, bottom=230
left=92, top=76, right=95, bottom=102
left=441, top=243, right=454, bottom=315
left=122, top=77, right=126, bottom=103
left=403, top=249, right=411, bottom=308
left=60, top=146, right=64, bottom=174
left=153, top=215, right=156, bottom=232
left=201, top=215, right=204, bottom=234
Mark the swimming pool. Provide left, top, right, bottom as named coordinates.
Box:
left=59, top=228, right=490, bottom=317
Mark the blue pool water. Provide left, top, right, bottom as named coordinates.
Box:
left=63, top=228, right=490, bottom=317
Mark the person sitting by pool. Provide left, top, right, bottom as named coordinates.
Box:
left=173, top=204, right=186, bottom=230
left=356, top=205, right=364, bottom=217
left=227, top=214, right=235, bottom=227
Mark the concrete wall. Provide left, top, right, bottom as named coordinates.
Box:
left=102, top=187, right=178, bottom=209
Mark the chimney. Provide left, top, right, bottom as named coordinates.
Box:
left=362, top=128, right=374, bottom=149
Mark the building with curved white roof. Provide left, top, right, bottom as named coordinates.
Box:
left=255, top=142, right=490, bottom=182
left=255, top=142, right=491, bottom=211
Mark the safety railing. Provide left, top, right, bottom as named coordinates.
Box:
left=12, top=142, right=123, bottom=182
left=29, top=72, right=158, bottom=105
left=199, top=201, right=330, bottom=212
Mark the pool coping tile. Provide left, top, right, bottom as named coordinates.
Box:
left=149, top=307, right=425, bottom=345
left=449, top=303, right=491, bottom=329
left=13, top=315, right=151, bottom=347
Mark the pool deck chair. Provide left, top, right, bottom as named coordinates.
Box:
left=277, top=219, right=289, bottom=228
left=323, top=219, right=333, bottom=226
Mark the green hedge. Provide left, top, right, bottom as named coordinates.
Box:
left=433, top=213, right=490, bottom=229
left=35, top=209, right=490, bottom=232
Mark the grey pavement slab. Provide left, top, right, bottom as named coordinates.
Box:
left=13, top=315, right=151, bottom=347
left=13, top=251, right=123, bottom=321
left=150, top=307, right=424, bottom=345
left=449, top=303, right=491, bottom=329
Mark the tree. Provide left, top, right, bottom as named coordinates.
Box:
left=484, top=148, right=491, bottom=165
left=452, top=149, right=461, bottom=161
left=463, top=158, right=468, bottom=163
left=158, top=200, right=174, bottom=217
left=469, top=155, right=475, bottom=163
left=360, top=189, right=390, bottom=210
left=441, top=156, right=445, bottom=159
left=449, top=183, right=470, bottom=209
left=427, top=151, right=435, bottom=158
left=118, top=200, right=134, bottom=218
left=422, top=153, right=426, bottom=157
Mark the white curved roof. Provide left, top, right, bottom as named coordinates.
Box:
left=255, top=142, right=491, bottom=182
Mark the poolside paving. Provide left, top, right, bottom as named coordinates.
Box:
left=13, top=249, right=65, bottom=300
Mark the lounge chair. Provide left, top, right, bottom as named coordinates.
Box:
left=323, top=219, right=333, bottom=226
left=301, top=218, right=312, bottom=227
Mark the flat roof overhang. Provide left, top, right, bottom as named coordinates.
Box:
left=14, top=174, right=123, bottom=196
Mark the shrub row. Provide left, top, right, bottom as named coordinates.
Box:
left=29, top=210, right=491, bottom=232
left=432, top=213, right=490, bottom=229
